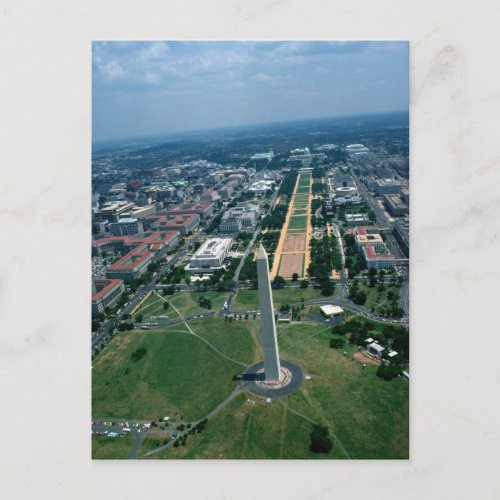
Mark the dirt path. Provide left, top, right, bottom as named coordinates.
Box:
left=303, top=173, right=314, bottom=276
left=354, top=352, right=380, bottom=366
left=271, top=174, right=300, bottom=278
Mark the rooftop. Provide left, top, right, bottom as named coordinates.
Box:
left=108, top=250, right=152, bottom=271
left=92, top=279, right=123, bottom=302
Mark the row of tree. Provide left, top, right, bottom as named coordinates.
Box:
left=308, top=235, right=342, bottom=295
left=278, top=170, right=299, bottom=196
left=261, top=204, right=289, bottom=230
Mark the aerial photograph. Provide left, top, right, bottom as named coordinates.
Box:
left=91, top=41, right=409, bottom=460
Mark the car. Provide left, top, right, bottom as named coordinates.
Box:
left=172, top=431, right=178, bottom=437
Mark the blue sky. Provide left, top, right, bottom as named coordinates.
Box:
left=92, top=41, right=408, bottom=141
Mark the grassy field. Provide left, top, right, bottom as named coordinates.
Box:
left=233, top=287, right=324, bottom=311
left=357, top=284, right=400, bottom=309
left=282, top=328, right=409, bottom=459
left=92, top=434, right=135, bottom=459
left=288, top=215, right=308, bottom=230
left=137, top=435, right=170, bottom=457
left=92, top=320, right=255, bottom=421
left=192, top=317, right=260, bottom=365
left=134, top=290, right=227, bottom=320
left=148, top=320, right=408, bottom=460
left=147, top=392, right=339, bottom=459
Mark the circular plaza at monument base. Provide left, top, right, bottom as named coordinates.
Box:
left=241, top=359, right=304, bottom=398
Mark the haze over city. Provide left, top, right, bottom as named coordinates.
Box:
left=92, top=41, right=408, bottom=142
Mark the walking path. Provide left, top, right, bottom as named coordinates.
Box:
left=152, top=292, right=248, bottom=367
left=271, top=174, right=300, bottom=279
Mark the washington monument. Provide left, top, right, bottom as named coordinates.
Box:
left=256, top=244, right=281, bottom=381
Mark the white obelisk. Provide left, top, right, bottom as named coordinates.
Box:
left=256, top=244, right=281, bottom=381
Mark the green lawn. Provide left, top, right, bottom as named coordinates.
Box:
left=137, top=435, right=170, bottom=457
left=288, top=215, right=308, bottom=230
left=233, top=287, right=324, bottom=311
left=92, top=321, right=250, bottom=421
left=190, top=317, right=260, bottom=365
left=357, top=284, right=400, bottom=310
left=148, top=392, right=340, bottom=459
left=134, top=290, right=227, bottom=320
left=147, top=320, right=408, bottom=460
left=92, top=434, right=135, bottom=459
left=281, top=328, right=409, bottom=459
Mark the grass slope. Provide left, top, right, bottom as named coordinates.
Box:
left=92, top=434, right=135, bottom=459
left=282, top=328, right=409, bottom=459
left=148, top=393, right=342, bottom=459
left=92, top=322, right=251, bottom=421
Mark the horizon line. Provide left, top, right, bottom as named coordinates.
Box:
left=92, top=109, right=409, bottom=146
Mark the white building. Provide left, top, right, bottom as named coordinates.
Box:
left=345, top=214, right=371, bottom=226
left=320, top=305, right=344, bottom=319
left=249, top=180, right=275, bottom=195
left=367, top=341, right=385, bottom=357
left=188, top=237, right=233, bottom=271
left=250, top=151, right=274, bottom=161
left=109, top=217, right=144, bottom=236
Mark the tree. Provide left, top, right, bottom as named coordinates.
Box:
left=163, top=301, right=170, bottom=310
left=309, top=425, right=333, bottom=453
left=135, top=314, right=143, bottom=323
left=391, top=307, right=404, bottom=318
left=292, top=273, right=299, bottom=282
left=330, top=338, right=344, bottom=349
left=131, top=346, right=147, bottom=363
left=321, top=281, right=335, bottom=296
left=377, top=364, right=400, bottom=381
left=300, top=279, right=309, bottom=289
left=272, top=275, right=286, bottom=289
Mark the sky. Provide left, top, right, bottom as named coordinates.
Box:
left=92, top=41, right=408, bottom=142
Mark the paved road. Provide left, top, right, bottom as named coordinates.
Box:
left=352, top=172, right=389, bottom=228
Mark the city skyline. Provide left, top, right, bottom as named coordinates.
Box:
left=93, top=41, right=408, bottom=141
